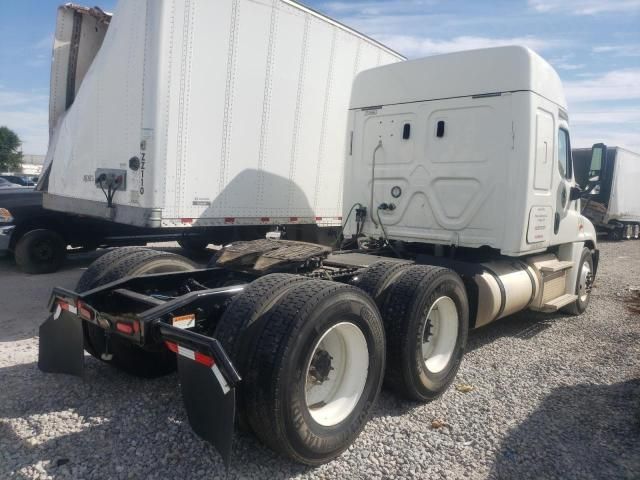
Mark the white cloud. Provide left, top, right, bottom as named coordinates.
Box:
left=571, top=129, right=640, bottom=151
left=556, top=63, right=585, bottom=71
left=571, top=108, right=640, bottom=125
left=564, top=69, right=640, bottom=103
left=33, top=35, right=53, bottom=51
left=0, top=87, right=49, bottom=154
left=592, top=45, right=640, bottom=57
left=373, top=34, right=551, bottom=58
left=321, top=1, right=438, bottom=16
left=529, top=0, right=640, bottom=15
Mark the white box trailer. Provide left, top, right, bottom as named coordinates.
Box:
left=573, top=144, right=640, bottom=239
left=41, top=0, right=403, bottom=237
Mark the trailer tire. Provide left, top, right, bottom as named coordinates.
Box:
left=610, top=228, right=622, bottom=241
left=356, top=260, right=412, bottom=307
left=564, top=247, right=594, bottom=316
left=381, top=265, right=468, bottom=402
left=76, top=247, right=157, bottom=292
left=243, top=280, right=385, bottom=465
left=214, top=273, right=310, bottom=429
left=14, top=229, right=67, bottom=274
left=77, top=248, right=196, bottom=377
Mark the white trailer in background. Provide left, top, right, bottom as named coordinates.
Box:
left=573, top=144, right=640, bottom=240
left=40, top=0, right=403, bottom=248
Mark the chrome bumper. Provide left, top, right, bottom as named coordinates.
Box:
left=0, top=225, right=14, bottom=255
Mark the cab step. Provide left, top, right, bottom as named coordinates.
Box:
left=540, top=293, right=578, bottom=312
left=538, top=260, right=575, bottom=273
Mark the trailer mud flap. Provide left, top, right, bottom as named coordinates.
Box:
left=38, top=311, right=84, bottom=377
left=177, top=356, right=236, bottom=468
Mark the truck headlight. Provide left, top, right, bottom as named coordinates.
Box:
left=0, top=208, right=13, bottom=223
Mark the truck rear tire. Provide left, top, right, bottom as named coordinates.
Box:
left=381, top=265, right=469, bottom=402
left=14, top=229, right=67, bottom=274
left=77, top=248, right=196, bottom=377
left=214, top=273, right=310, bottom=429
left=242, top=280, right=385, bottom=465
left=564, top=247, right=594, bottom=316
left=355, top=260, right=412, bottom=307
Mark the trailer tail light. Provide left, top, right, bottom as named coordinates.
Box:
left=116, top=322, right=133, bottom=335
left=76, top=301, right=94, bottom=320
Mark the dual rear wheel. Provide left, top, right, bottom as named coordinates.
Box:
left=215, top=276, right=385, bottom=465
left=357, top=262, right=469, bottom=402
left=76, top=248, right=466, bottom=464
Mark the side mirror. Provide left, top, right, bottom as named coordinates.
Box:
left=589, top=143, right=606, bottom=183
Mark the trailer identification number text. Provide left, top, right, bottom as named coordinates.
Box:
left=139, top=152, right=146, bottom=195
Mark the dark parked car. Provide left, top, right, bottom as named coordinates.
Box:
left=0, top=174, right=36, bottom=187
left=0, top=177, right=22, bottom=188
left=0, top=187, right=213, bottom=273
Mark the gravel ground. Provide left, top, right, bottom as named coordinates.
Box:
left=0, top=241, right=638, bottom=479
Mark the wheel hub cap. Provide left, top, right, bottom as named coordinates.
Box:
left=304, top=322, right=369, bottom=426
left=308, top=349, right=334, bottom=384
left=578, top=261, right=592, bottom=302
left=421, top=296, right=459, bottom=374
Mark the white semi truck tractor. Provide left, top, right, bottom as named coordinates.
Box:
left=39, top=46, right=598, bottom=467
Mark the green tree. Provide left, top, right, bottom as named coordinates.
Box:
left=0, top=126, right=23, bottom=172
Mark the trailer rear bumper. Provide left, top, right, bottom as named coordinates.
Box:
left=39, top=287, right=242, bottom=467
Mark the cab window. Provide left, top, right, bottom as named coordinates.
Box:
left=558, top=129, right=571, bottom=179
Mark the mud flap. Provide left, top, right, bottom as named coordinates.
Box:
left=38, top=311, right=84, bottom=376
left=177, top=356, right=236, bottom=468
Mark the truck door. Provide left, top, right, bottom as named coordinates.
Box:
left=554, top=127, right=574, bottom=234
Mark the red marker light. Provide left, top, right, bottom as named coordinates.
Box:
left=116, top=322, right=134, bottom=335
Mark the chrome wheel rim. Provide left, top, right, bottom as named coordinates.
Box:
left=578, top=260, right=591, bottom=302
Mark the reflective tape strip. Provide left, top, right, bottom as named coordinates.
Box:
left=177, top=345, right=195, bottom=361
left=55, top=302, right=77, bottom=319
left=211, top=364, right=230, bottom=395
left=171, top=342, right=230, bottom=395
